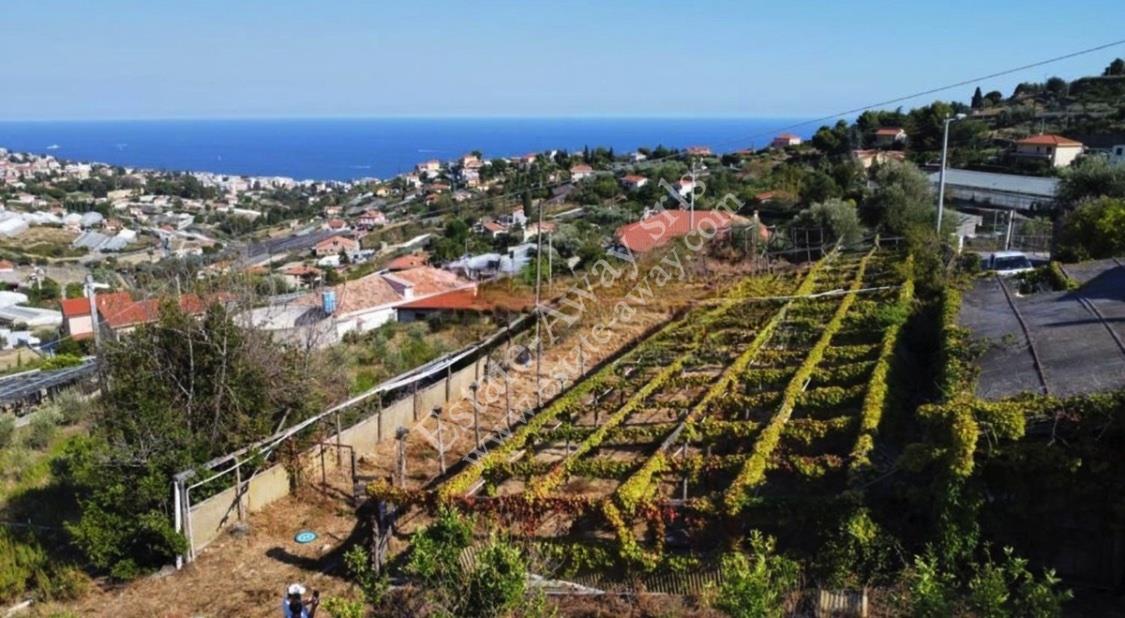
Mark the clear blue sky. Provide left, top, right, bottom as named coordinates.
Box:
left=3, top=0, right=1123, bottom=120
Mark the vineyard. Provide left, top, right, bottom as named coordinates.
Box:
left=371, top=245, right=917, bottom=581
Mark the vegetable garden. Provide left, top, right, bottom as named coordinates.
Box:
left=370, top=245, right=919, bottom=582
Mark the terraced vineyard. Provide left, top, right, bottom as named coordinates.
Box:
left=373, top=246, right=915, bottom=577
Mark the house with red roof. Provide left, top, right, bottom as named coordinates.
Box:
left=1013, top=134, right=1084, bottom=168
left=613, top=209, right=757, bottom=254
left=569, top=164, right=594, bottom=181
left=59, top=291, right=133, bottom=340
left=771, top=133, right=802, bottom=149
left=397, top=287, right=492, bottom=323
left=356, top=210, right=387, bottom=230
left=685, top=146, right=712, bottom=156
left=239, top=266, right=477, bottom=345
left=0, top=260, right=14, bottom=273
left=873, top=127, right=908, bottom=148
left=60, top=291, right=212, bottom=339
left=621, top=175, right=649, bottom=191
left=314, top=235, right=360, bottom=257
left=280, top=264, right=322, bottom=289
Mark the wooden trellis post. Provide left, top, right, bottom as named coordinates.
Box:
left=433, top=405, right=446, bottom=474
left=470, top=382, right=482, bottom=450
left=395, top=427, right=409, bottom=487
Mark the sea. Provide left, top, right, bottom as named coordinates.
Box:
left=0, top=117, right=816, bottom=182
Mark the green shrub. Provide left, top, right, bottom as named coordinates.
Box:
left=343, top=545, right=386, bottom=607
left=0, top=528, right=85, bottom=604
left=24, top=411, right=59, bottom=450
left=0, top=415, right=14, bottom=449
left=904, top=554, right=956, bottom=618
left=322, top=596, right=365, bottom=618
left=464, top=536, right=527, bottom=618
left=713, top=531, right=799, bottom=618
left=53, top=390, right=86, bottom=425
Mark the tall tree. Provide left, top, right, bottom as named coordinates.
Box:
left=971, top=87, right=983, bottom=109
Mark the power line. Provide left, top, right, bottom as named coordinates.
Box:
left=383, top=38, right=1125, bottom=219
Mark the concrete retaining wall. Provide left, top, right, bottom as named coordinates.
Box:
left=185, top=352, right=493, bottom=553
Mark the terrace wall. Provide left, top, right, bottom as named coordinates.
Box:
left=185, top=354, right=490, bottom=553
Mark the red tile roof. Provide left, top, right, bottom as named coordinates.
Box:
left=391, top=267, right=468, bottom=297
left=615, top=210, right=749, bottom=253
left=326, top=273, right=402, bottom=314
left=622, top=174, right=647, bottom=183
left=101, top=294, right=209, bottom=329
left=398, top=288, right=491, bottom=311
left=386, top=252, right=430, bottom=271
left=875, top=127, right=905, bottom=135
left=59, top=291, right=133, bottom=319
left=1016, top=134, right=1083, bottom=147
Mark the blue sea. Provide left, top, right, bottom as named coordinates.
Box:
left=0, top=117, right=816, bottom=182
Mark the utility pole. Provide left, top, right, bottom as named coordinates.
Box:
left=936, top=113, right=966, bottom=234
left=547, top=232, right=553, bottom=293
left=689, top=158, right=697, bottom=230
left=533, top=198, right=544, bottom=409
left=1004, top=210, right=1015, bottom=251
left=84, top=274, right=111, bottom=353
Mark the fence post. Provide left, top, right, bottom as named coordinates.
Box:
left=433, top=405, right=446, bottom=474
left=470, top=382, right=481, bottom=450
left=235, top=462, right=244, bottom=520
left=396, top=427, right=410, bottom=486
left=335, top=410, right=343, bottom=467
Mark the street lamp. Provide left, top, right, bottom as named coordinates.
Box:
left=936, top=113, right=968, bottom=234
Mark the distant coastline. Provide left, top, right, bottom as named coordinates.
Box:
left=0, top=116, right=815, bottom=182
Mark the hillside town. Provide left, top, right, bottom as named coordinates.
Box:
left=1, top=54, right=1124, bottom=617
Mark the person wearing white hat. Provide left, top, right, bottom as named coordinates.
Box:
left=283, top=583, right=319, bottom=617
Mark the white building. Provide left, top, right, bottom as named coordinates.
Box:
left=1012, top=134, right=1084, bottom=168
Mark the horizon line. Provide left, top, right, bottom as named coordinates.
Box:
left=0, top=113, right=832, bottom=124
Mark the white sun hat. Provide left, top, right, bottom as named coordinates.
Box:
left=287, top=583, right=306, bottom=596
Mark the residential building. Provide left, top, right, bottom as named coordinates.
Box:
left=771, top=133, right=802, bottom=149
left=1112, top=144, right=1125, bottom=166
left=621, top=175, right=649, bottom=190
left=685, top=146, right=712, bottom=156
left=313, top=235, right=360, bottom=257
left=852, top=149, right=907, bottom=169
left=59, top=291, right=133, bottom=340
left=1012, top=134, right=1084, bottom=168
left=613, top=209, right=752, bottom=254
left=673, top=177, right=697, bottom=197
left=873, top=127, right=908, bottom=148
left=356, top=209, right=387, bottom=229
left=280, top=264, right=322, bottom=289
left=570, top=164, right=594, bottom=181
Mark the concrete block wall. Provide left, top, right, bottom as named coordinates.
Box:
left=185, top=352, right=490, bottom=554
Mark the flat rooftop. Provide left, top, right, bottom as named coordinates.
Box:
left=960, top=257, right=1125, bottom=399
left=930, top=168, right=1059, bottom=198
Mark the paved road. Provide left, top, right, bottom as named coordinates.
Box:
left=960, top=259, right=1125, bottom=400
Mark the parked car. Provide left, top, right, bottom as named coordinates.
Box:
left=986, top=251, right=1034, bottom=275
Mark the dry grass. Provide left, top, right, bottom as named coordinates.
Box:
left=41, top=256, right=777, bottom=616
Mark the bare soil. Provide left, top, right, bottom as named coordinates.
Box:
left=41, top=256, right=770, bottom=617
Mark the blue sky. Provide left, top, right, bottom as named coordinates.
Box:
left=2, top=0, right=1123, bottom=120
